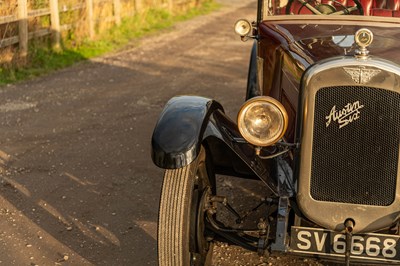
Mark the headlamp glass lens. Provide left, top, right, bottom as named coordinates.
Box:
left=243, top=103, right=283, bottom=142
left=238, top=97, right=287, bottom=146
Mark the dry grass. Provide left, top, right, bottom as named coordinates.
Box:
left=0, top=0, right=213, bottom=68
left=0, top=0, right=146, bottom=54
left=0, top=1, right=17, bottom=16
left=0, top=1, right=18, bottom=64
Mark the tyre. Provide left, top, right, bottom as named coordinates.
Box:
left=158, top=147, right=214, bottom=266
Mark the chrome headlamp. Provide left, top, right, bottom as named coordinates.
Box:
left=234, top=19, right=252, bottom=38
left=238, top=96, right=288, bottom=147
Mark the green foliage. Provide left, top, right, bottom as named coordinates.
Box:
left=0, top=1, right=219, bottom=85
left=29, top=0, right=48, bottom=9
left=0, top=47, right=86, bottom=85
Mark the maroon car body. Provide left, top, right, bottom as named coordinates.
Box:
left=259, top=18, right=400, bottom=142
left=152, top=2, right=400, bottom=265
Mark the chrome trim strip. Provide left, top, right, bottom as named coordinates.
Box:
left=257, top=56, right=264, bottom=94
left=263, top=16, right=400, bottom=25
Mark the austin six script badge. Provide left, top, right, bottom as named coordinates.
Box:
left=343, top=66, right=381, bottom=84
left=326, top=101, right=364, bottom=129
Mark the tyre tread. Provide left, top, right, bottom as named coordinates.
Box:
left=158, top=163, right=195, bottom=266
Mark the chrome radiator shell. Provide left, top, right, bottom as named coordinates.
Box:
left=297, top=56, right=400, bottom=233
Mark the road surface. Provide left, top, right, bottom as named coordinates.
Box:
left=0, top=1, right=321, bottom=265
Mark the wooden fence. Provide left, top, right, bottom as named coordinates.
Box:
left=0, top=0, right=191, bottom=59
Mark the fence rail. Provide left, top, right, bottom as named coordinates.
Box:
left=0, top=0, right=189, bottom=59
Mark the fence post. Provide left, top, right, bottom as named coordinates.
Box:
left=113, top=0, right=121, bottom=25
left=86, top=0, right=95, bottom=39
left=134, top=0, right=143, bottom=13
left=49, top=0, right=61, bottom=50
left=17, top=0, right=28, bottom=60
left=168, top=0, right=173, bottom=12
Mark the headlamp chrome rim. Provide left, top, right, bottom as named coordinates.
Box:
left=234, top=19, right=252, bottom=37
left=237, top=96, right=288, bottom=147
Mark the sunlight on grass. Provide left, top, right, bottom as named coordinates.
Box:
left=0, top=1, right=219, bottom=85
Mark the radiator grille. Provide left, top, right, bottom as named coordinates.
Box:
left=310, top=86, right=400, bottom=206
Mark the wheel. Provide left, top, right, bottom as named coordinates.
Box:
left=158, top=147, right=214, bottom=266
left=285, top=0, right=363, bottom=15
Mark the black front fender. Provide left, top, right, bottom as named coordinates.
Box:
left=152, top=95, right=281, bottom=195
left=151, top=96, right=223, bottom=169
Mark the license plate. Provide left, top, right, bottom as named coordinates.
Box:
left=290, top=226, right=400, bottom=263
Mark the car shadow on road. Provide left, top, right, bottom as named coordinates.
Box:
left=0, top=60, right=174, bottom=265
left=0, top=1, right=257, bottom=263
left=0, top=147, right=160, bottom=265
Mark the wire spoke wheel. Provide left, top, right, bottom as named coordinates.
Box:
left=158, top=147, right=214, bottom=266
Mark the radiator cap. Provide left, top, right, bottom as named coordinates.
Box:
left=355, top=28, right=373, bottom=58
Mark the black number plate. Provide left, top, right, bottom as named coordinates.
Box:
left=290, top=226, right=400, bottom=263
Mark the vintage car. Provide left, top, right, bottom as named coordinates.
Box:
left=151, top=0, right=400, bottom=264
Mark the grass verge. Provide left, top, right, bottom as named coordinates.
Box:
left=0, top=1, right=219, bottom=85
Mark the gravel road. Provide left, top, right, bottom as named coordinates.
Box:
left=0, top=0, right=324, bottom=265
